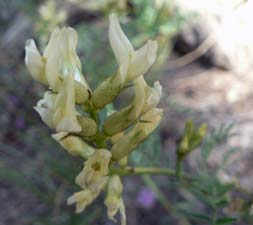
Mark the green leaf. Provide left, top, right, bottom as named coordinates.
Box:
left=215, top=197, right=230, bottom=207
left=217, top=183, right=235, bottom=196
left=215, top=217, right=237, bottom=225
left=187, top=212, right=210, bottom=222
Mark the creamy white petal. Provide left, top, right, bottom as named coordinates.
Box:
left=33, top=91, right=56, bottom=128
left=127, top=40, right=158, bottom=81
left=25, top=39, right=46, bottom=84
left=109, top=14, right=133, bottom=85
left=53, top=74, right=81, bottom=132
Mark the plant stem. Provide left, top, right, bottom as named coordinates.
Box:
left=176, top=156, right=182, bottom=178
left=109, top=166, right=193, bottom=180
left=89, top=109, right=107, bottom=148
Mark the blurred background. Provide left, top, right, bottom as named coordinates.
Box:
left=0, top=0, right=253, bottom=225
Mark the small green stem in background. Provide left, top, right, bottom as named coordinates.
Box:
left=176, top=156, right=183, bottom=178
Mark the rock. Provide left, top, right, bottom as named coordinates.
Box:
left=175, top=0, right=253, bottom=74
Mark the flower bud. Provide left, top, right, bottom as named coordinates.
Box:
left=103, top=106, right=133, bottom=136
left=177, top=120, right=207, bottom=157
left=52, top=132, right=95, bottom=159
left=102, top=76, right=146, bottom=136
left=103, top=75, right=162, bottom=136
left=77, top=116, right=97, bottom=138
left=75, top=149, right=112, bottom=188
left=105, top=175, right=126, bottom=225
left=25, top=39, right=47, bottom=84
left=91, top=74, right=121, bottom=109
left=53, top=74, right=81, bottom=132
left=111, top=132, right=124, bottom=144
left=111, top=108, right=163, bottom=160
left=74, top=81, right=90, bottom=104
left=118, top=156, right=128, bottom=167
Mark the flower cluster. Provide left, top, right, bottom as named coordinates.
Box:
left=25, top=14, right=163, bottom=225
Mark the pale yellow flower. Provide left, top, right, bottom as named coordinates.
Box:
left=43, top=27, right=89, bottom=91
left=75, top=149, right=112, bottom=189
left=91, top=14, right=158, bottom=110
left=67, top=176, right=108, bottom=213
left=109, top=14, right=158, bottom=85
left=25, top=27, right=90, bottom=103
left=105, top=175, right=126, bottom=225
